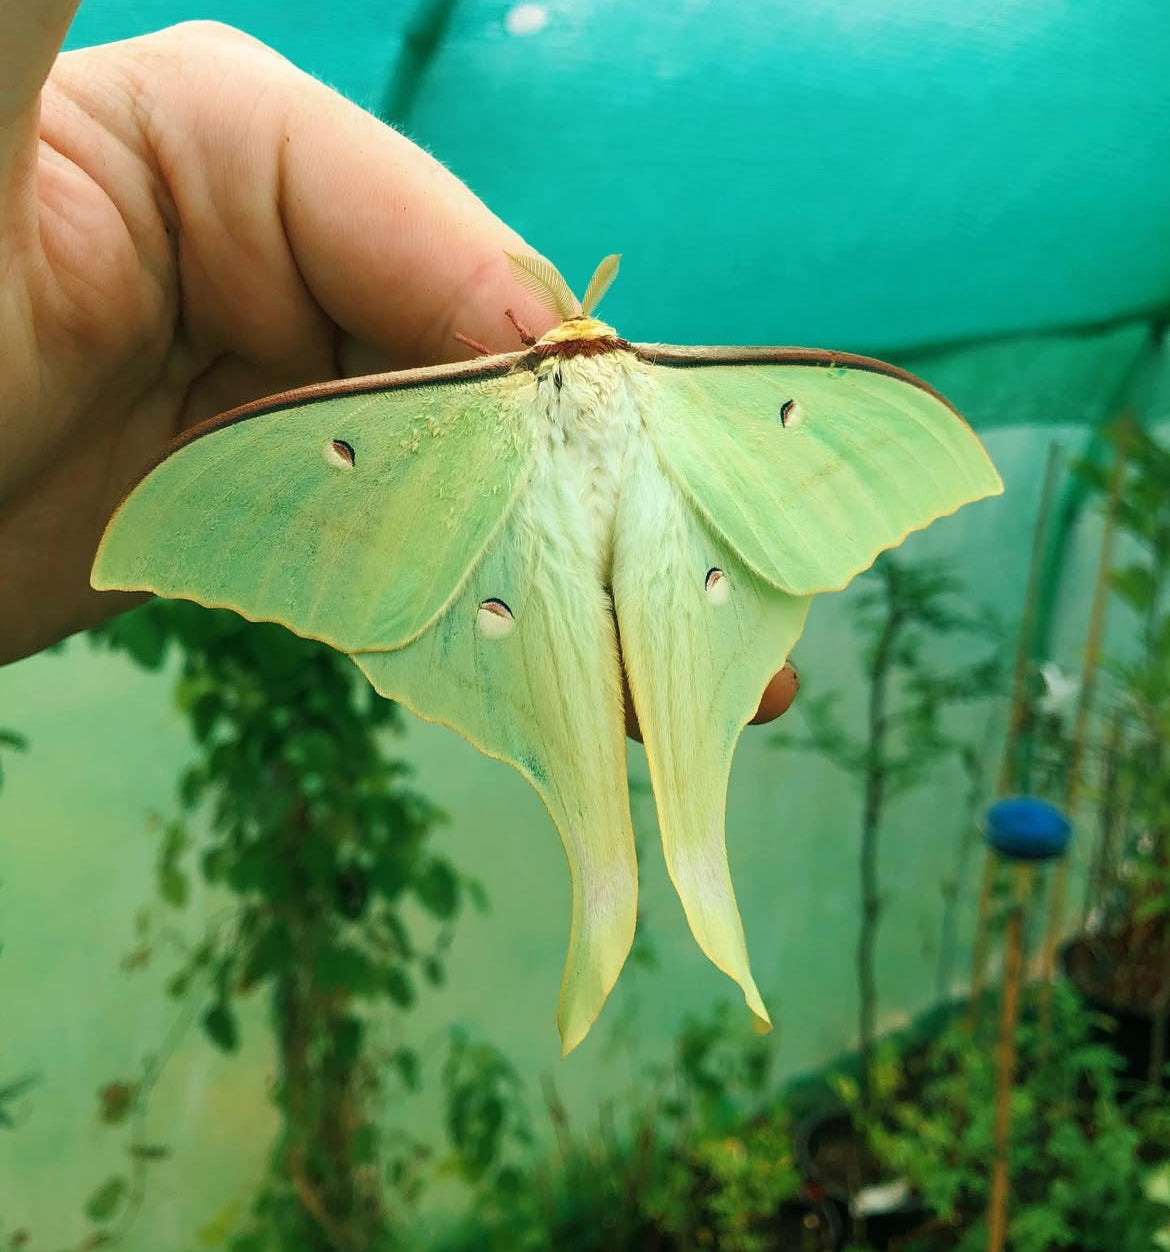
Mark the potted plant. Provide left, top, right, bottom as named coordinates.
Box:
left=776, top=554, right=1000, bottom=1242
left=1063, top=420, right=1170, bottom=1089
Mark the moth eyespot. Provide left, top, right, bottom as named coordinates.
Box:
left=322, top=439, right=356, bottom=469
left=476, top=598, right=516, bottom=638
left=704, top=568, right=730, bottom=605
left=779, top=400, right=804, bottom=430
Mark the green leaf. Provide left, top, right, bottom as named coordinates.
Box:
left=190, top=692, right=223, bottom=743
left=384, top=966, right=415, bottom=1009
left=159, top=866, right=189, bottom=908
left=196, top=1197, right=244, bottom=1248
left=127, top=1143, right=171, bottom=1161
left=333, top=1016, right=365, bottom=1070
left=393, top=1047, right=421, bottom=1092
left=165, top=970, right=191, bottom=999
left=1112, top=563, right=1156, bottom=613
left=157, top=822, right=190, bottom=908
left=238, top=925, right=291, bottom=991
left=201, top=1004, right=240, bottom=1053
left=352, top=1122, right=378, bottom=1166
left=108, top=607, right=169, bottom=669
left=85, top=1175, right=128, bottom=1222
left=369, top=849, right=412, bottom=901
left=465, top=877, right=490, bottom=914
left=415, top=859, right=459, bottom=919
left=314, top=945, right=380, bottom=995
left=98, top=1081, right=137, bottom=1125
left=178, top=765, right=206, bottom=810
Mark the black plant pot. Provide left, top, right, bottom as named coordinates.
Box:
left=774, top=1196, right=846, bottom=1251
left=1061, top=936, right=1165, bottom=1090
left=796, top=1107, right=935, bottom=1250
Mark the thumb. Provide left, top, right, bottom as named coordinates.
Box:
left=0, top=2, right=79, bottom=193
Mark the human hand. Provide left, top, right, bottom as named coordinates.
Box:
left=0, top=10, right=797, bottom=731
left=0, top=14, right=553, bottom=663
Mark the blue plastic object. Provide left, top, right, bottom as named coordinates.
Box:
left=984, top=796, right=1071, bottom=861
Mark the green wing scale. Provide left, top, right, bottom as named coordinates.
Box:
left=93, top=356, right=532, bottom=653
left=355, top=470, right=637, bottom=1057
left=638, top=348, right=1002, bottom=596
left=614, top=438, right=812, bottom=1031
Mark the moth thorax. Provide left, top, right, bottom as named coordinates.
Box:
left=532, top=353, right=641, bottom=583
left=537, top=316, right=618, bottom=346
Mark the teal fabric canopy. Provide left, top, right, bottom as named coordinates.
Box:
left=384, top=0, right=1170, bottom=358
left=70, top=0, right=1170, bottom=429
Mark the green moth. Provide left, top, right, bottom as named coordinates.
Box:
left=91, top=254, right=1002, bottom=1054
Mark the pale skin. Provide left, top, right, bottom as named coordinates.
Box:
left=0, top=8, right=795, bottom=726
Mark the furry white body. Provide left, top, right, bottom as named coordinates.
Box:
left=501, top=340, right=788, bottom=1045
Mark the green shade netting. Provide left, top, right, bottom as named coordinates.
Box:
left=68, top=0, right=1170, bottom=430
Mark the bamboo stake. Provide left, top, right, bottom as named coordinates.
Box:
left=968, top=445, right=1061, bottom=1025
left=1038, top=418, right=1129, bottom=1032
left=986, top=864, right=1034, bottom=1252
left=1080, top=708, right=1126, bottom=932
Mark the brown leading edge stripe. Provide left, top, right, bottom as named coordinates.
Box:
left=631, top=343, right=961, bottom=417
left=121, top=337, right=964, bottom=508
left=139, top=350, right=529, bottom=477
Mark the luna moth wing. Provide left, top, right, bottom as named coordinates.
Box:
left=631, top=346, right=1004, bottom=596
left=353, top=457, right=637, bottom=1057
left=91, top=354, right=535, bottom=653
left=612, top=436, right=811, bottom=1031
left=89, top=248, right=1004, bottom=1054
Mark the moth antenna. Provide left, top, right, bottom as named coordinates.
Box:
left=454, top=331, right=494, bottom=356
left=504, top=307, right=537, bottom=346
left=581, top=254, right=621, bottom=316
left=505, top=250, right=581, bottom=321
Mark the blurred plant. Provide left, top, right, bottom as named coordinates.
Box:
left=775, top=554, right=1001, bottom=1112
left=439, top=1026, right=533, bottom=1203
left=0, top=727, right=25, bottom=791
left=88, top=601, right=482, bottom=1250
left=1072, top=419, right=1170, bottom=1085
left=935, top=721, right=997, bottom=1000
left=0, top=729, right=38, bottom=1252
left=0, top=1073, right=38, bottom=1132
left=840, top=984, right=1167, bottom=1251
left=429, top=1001, right=818, bottom=1252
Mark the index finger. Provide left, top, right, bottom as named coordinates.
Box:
left=137, top=24, right=558, bottom=367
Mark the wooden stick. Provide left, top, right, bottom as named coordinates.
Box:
left=1081, top=709, right=1126, bottom=931
left=1038, top=417, right=1129, bottom=1033
left=986, top=864, right=1033, bottom=1252
left=968, top=445, right=1061, bottom=1025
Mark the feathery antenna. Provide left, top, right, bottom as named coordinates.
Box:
left=581, top=254, right=621, bottom=316
left=505, top=252, right=580, bottom=321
